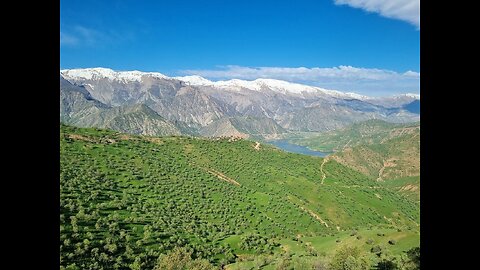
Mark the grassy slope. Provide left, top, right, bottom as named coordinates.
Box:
left=329, top=130, right=420, bottom=201
left=289, top=119, right=419, bottom=153
left=60, top=125, right=419, bottom=269
left=287, top=120, right=420, bottom=202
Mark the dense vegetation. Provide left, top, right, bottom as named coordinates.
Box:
left=287, top=120, right=419, bottom=153
left=284, top=120, right=420, bottom=202
left=60, top=125, right=419, bottom=269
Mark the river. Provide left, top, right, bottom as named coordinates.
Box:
left=267, top=140, right=332, bottom=157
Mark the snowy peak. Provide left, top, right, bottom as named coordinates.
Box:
left=183, top=77, right=327, bottom=95
left=211, top=78, right=369, bottom=99
left=401, top=93, right=420, bottom=99
left=192, top=78, right=321, bottom=94
left=177, top=76, right=369, bottom=99
left=213, top=79, right=264, bottom=91
left=60, top=68, right=414, bottom=101
left=365, top=93, right=420, bottom=101
left=252, top=78, right=320, bottom=94
left=174, top=75, right=213, bottom=86
left=316, top=89, right=369, bottom=100
left=60, top=68, right=168, bottom=82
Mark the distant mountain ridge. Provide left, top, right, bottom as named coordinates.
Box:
left=60, top=77, right=181, bottom=136
left=290, top=119, right=419, bottom=152
left=402, top=100, right=420, bottom=114
left=60, top=68, right=420, bottom=138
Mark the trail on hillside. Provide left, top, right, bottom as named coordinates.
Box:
left=320, top=157, right=329, bottom=184
left=67, top=134, right=96, bottom=143
left=337, top=184, right=381, bottom=189
left=377, top=158, right=397, bottom=181
left=287, top=196, right=329, bottom=227
left=342, top=139, right=352, bottom=150
left=206, top=168, right=241, bottom=186
left=377, top=160, right=386, bottom=181
left=253, top=142, right=261, bottom=150
left=298, top=205, right=329, bottom=227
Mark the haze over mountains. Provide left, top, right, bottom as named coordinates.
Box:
left=60, top=68, right=419, bottom=138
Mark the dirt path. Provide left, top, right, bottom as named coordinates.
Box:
left=205, top=168, right=241, bottom=186
left=336, top=183, right=383, bottom=189
left=377, top=160, right=386, bottom=181
left=342, top=139, right=352, bottom=150
left=377, top=158, right=397, bottom=181
left=320, top=157, right=329, bottom=184
left=298, top=205, right=329, bottom=227
left=399, top=184, right=419, bottom=192
left=67, top=134, right=97, bottom=143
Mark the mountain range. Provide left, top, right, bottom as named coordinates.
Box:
left=60, top=68, right=420, bottom=138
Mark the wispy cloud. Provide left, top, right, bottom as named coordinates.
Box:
left=60, top=32, right=79, bottom=46
left=334, top=0, right=420, bottom=28
left=60, top=25, right=134, bottom=47
left=60, top=25, right=105, bottom=47
left=180, top=65, right=420, bottom=96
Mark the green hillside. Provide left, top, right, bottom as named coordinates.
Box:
left=328, top=127, right=420, bottom=202
left=60, top=125, right=419, bottom=269
left=289, top=119, right=419, bottom=152
left=287, top=120, right=420, bottom=201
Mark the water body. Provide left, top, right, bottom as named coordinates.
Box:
left=267, top=140, right=332, bottom=157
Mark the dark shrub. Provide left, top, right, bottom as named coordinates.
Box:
left=371, top=245, right=382, bottom=254
left=376, top=259, right=398, bottom=270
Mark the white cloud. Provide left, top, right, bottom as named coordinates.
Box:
left=60, top=32, right=79, bottom=46
left=403, top=70, right=420, bottom=77
left=180, top=65, right=420, bottom=96
left=334, top=0, right=420, bottom=28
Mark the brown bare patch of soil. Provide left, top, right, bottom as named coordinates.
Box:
left=67, top=134, right=96, bottom=143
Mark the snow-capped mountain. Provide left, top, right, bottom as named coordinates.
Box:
left=173, top=75, right=213, bottom=86
left=61, top=67, right=168, bottom=83
left=365, top=93, right=420, bottom=108
left=63, top=68, right=386, bottom=100
left=60, top=68, right=420, bottom=137
left=177, top=75, right=370, bottom=100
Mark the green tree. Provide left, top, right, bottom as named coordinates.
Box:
left=330, top=246, right=370, bottom=270
left=154, top=247, right=215, bottom=270
left=129, top=257, right=142, bottom=270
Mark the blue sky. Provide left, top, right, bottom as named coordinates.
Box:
left=60, top=0, right=420, bottom=96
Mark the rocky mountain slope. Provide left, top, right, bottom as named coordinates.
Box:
left=199, top=116, right=286, bottom=139
left=60, top=68, right=420, bottom=137
left=60, top=77, right=181, bottom=136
